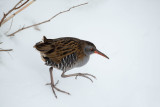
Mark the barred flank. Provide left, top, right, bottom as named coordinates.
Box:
left=45, top=53, right=77, bottom=71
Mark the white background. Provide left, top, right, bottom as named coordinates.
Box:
left=0, top=0, right=160, bottom=107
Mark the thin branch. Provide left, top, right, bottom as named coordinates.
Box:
left=8, top=2, right=88, bottom=36
left=0, top=0, right=25, bottom=26
left=15, top=0, right=29, bottom=9
left=0, top=49, right=13, bottom=52
left=2, top=0, right=35, bottom=26
left=0, top=43, right=13, bottom=52
left=0, top=0, right=35, bottom=26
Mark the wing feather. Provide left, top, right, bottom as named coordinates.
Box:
left=41, top=38, right=81, bottom=64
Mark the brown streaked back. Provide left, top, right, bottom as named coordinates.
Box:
left=34, top=37, right=85, bottom=64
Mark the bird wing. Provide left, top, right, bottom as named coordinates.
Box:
left=41, top=37, right=83, bottom=64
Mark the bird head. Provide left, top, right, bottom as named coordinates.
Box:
left=83, top=41, right=109, bottom=59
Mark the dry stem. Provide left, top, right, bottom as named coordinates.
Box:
left=0, top=43, right=13, bottom=51
left=0, top=0, right=35, bottom=26
left=0, top=49, right=13, bottom=52
left=8, top=2, right=88, bottom=36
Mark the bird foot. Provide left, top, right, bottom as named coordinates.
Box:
left=46, top=80, right=70, bottom=98
left=75, top=73, right=96, bottom=83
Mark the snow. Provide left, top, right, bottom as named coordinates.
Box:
left=0, top=0, right=160, bottom=107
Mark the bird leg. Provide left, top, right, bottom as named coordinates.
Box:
left=61, top=72, right=96, bottom=83
left=47, top=67, right=70, bottom=98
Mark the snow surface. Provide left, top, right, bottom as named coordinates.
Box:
left=0, top=0, right=160, bottom=107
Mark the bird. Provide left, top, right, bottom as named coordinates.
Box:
left=34, top=36, right=109, bottom=98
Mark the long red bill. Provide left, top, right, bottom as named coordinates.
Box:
left=94, top=49, right=109, bottom=59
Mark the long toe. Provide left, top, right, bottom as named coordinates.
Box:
left=54, top=86, right=71, bottom=95
left=75, top=73, right=96, bottom=83
left=50, top=84, right=58, bottom=98
left=81, top=73, right=97, bottom=79
left=50, top=84, right=70, bottom=95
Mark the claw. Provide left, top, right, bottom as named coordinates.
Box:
left=46, top=80, right=70, bottom=98
left=47, top=83, right=70, bottom=98
left=74, top=73, right=96, bottom=83
left=51, top=84, right=57, bottom=98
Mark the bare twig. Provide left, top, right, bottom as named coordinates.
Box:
left=0, top=0, right=35, bottom=26
left=0, top=43, right=13, bottom=52
left=8, top=2, right=88, bottom=36
left=0, top=49, right=13, bottom=52
left=0, top=0, right=26, bottom=26
left=2, top=0, right=35, bottom=26
left=15, top=0, right=30, bottom=9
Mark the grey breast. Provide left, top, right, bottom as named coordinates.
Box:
left=75, top=55, right=90, bottom=68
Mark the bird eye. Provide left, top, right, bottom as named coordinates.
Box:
left=91, top=48, right=94, bottom=51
